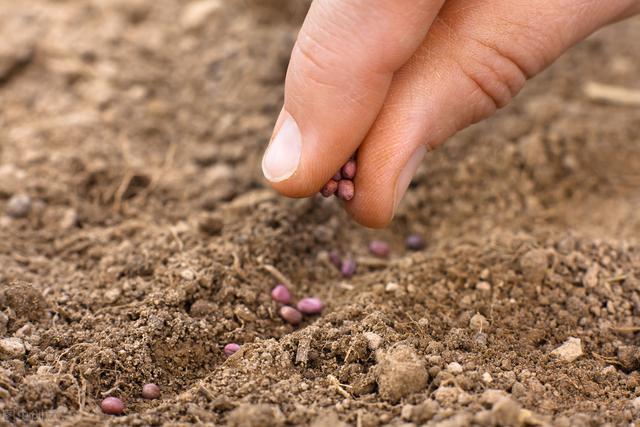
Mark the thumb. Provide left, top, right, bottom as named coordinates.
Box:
left=261, top=0, right=445, bottom=197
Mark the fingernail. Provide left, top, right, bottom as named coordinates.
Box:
left=262, top=110, right=302, bottom=183
left=393, top=145, right=426, bottom=213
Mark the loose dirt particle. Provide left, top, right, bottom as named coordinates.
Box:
left=6, top=193, right=31, bottom=218
left=224, top=343, right=241, bottom=357
left=296, top=297, right=324, bottom=315
left=142, top=383, right=161, bottom=399
left=368, top=240, right=390, bottom=258
left=100, top=397, right=125, bottom=415
left=375, top=344, right=428, bottom=402
left=550, top=337, right=583, bottom=362
left=279, top=306, right=302, bottom=325
left=519, top=249, right=548, bottom=284
left=271, top=284, right=292, bottom=304
left=446, top=362, right=463, bottom=374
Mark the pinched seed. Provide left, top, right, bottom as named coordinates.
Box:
left=341, top=160, right=357, bottom=180
left=141, top=383, right=161, bottom=399
left=368, top=240, right=390, bottom=258
left=101, top=397, right=125, bottom=415
left=224, top=343, right=241, bottom=357
left=271, top=284, right=292, bottom=304
left=341, top=258, right=357, bottom=278
left=297, top=297, right=324, bottom=315
left=405, top=234, right=426, bottom=251
left=279, top=306, right=303, bottom=325
left=337, top=180, right=355, bottom=201
left=333, top=171, right=342, bottom=181
left=321, top=180, right=339, bottom=198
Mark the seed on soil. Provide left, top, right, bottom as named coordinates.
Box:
left=340, top=258, right=357, bottom=278
left=6, top=194, right=32, bottom=218
left=329, top=250, right=342, bottom=269
left=368, top=240, right=390, bottom=258
left=320, top=180, right=338, bottom=198
left=341, top=159, right=357, bottom=180
left=405, top=234, right=425, bottom=251
left=100, top=397, right=125, bottom=415
left=296, top=297, right=324, bottom=315
left=337, top=180, right=355, bottom=201
left=224, top=343, right=241, bottom=357
left=271, top=284, right=292, bottom=304
left=141, top=383, right=161, bottom=399
left=279, top=306, right=303, bottom=325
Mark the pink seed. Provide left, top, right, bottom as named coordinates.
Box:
left=141, top=383, right=161, bottom=399
left=297, top=297, right=324, bottom=315
left=341, top=160, right=357, bottom=180
left=224, top=343, right=241, bottom=357
left=368, top=240, right=390, bottom=258
left=279, top=306, right=303, bottom=325
left=406, top=234, right=426, bottom=251
left=341, top=258, right=357, bottom=278
left=329, top=250, right=342, bottom=269
left=337, top=180, right=355, bottom=201
left=271, top=284, right=292, bottom=304
left=332, top=171, right=342, bottom=181
left=100, top=397, right=125, bottom=415
left=321, top=180, right=339, bottom=198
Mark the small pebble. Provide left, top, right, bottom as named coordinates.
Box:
left=141, top=383, right=161, bottom=399
left=100, top=397, right=125, bottom=415
left=368, top=240, right=390, bottom=258
left=340, top=258, right=357, bottom=278
left=6, top=194, right=32, bottom=218
left=405, top=234, right=425, bottom=251
left=224, top=343, right=241, bottom=357
left=329, top=250, right=342, bottom=269
left=321, top=180, right=338, bottom=198
left=341, top=160, right=357, bottom=180
left=279, top=306, right=303, bottom=325
left=337, top=180, right=355, bottom=201
left=297, top=297, right=324, bottom=315
left=271, top=284, right=292, bottom=304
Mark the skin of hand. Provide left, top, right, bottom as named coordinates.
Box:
left=261, top=0, right=640, bottom=228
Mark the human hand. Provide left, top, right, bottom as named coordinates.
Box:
left=261, top=0, right=640, bottom=227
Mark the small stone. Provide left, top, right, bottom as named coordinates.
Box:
left=469, top=313, right=488, bottom=332
left=482, top=372, right=494, bottom=383
left=279, top=306, right=303, bottom=325
left=376, top=345, right=428, bottom=402
left=405, top=234, right=425, bottom=251
left=6, top=194, right=31, bottom=218
left=601, top=365, right=617, bottom=376
left=0, top=337, right=26, bottom=360
left=476, top=281, right=492, bottom=292
left=180, top=269, right=195, bottom=280
left=141, top=383, right=160, bottom=399
left=550, top=337, right=583, bottom=362
left=321, top=180, right=338, bottom=198
left=368, top=240, right=390, bottom=258
left=363, top=332, right=383, bottom=351
left=336, top=180, right=354, bottom=201
left=181, top=0, right=223, bottom=30
left=271, top=284, right=292, bottom=305
left=224, top=343, right=241, bottom=357
left=446, top=362, right=463, bottom=374
left=385, top=282, right=400, bottom=292
left=340, top=258, right=356, bottom=278
left=297, top=297, right=324, bottom=315
left=100, top=397, right=125, bottom=415
left=401, top=405, right=413, bottom=420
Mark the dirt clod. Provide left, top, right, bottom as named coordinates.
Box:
left=376, top=344, right=428, bottom=402
left=550, top=337, right=583, bottom=362
left=227, top=403, right=285, bottom=427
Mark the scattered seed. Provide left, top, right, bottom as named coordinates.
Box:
left=320, top=180, right=338, bottom=198
left=224, top=343, right=241, bottom=357
left=6, top=194, right=31, bottom=219
left=297, top=297, right=324, bottom=315
left=100, top=397, right=125, bottom=415
left=141, top=383, right=161, bottom=399
left=405, top=234, right=425, bottom=251
left=341, top=160, right=357, bottom=180
left=271, top=284, right=292, bottom=304
left=341, top=258, right=357, bottom=278
left=337, top=180, right=355, bottom=201
left=279, top=306, right=303, bottom=325
left=329, top=250, right=342, bottom=269
left=368, top=240, right=390, bottom=258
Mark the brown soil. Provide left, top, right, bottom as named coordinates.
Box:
left=1, top=1, right=640, bottom=426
